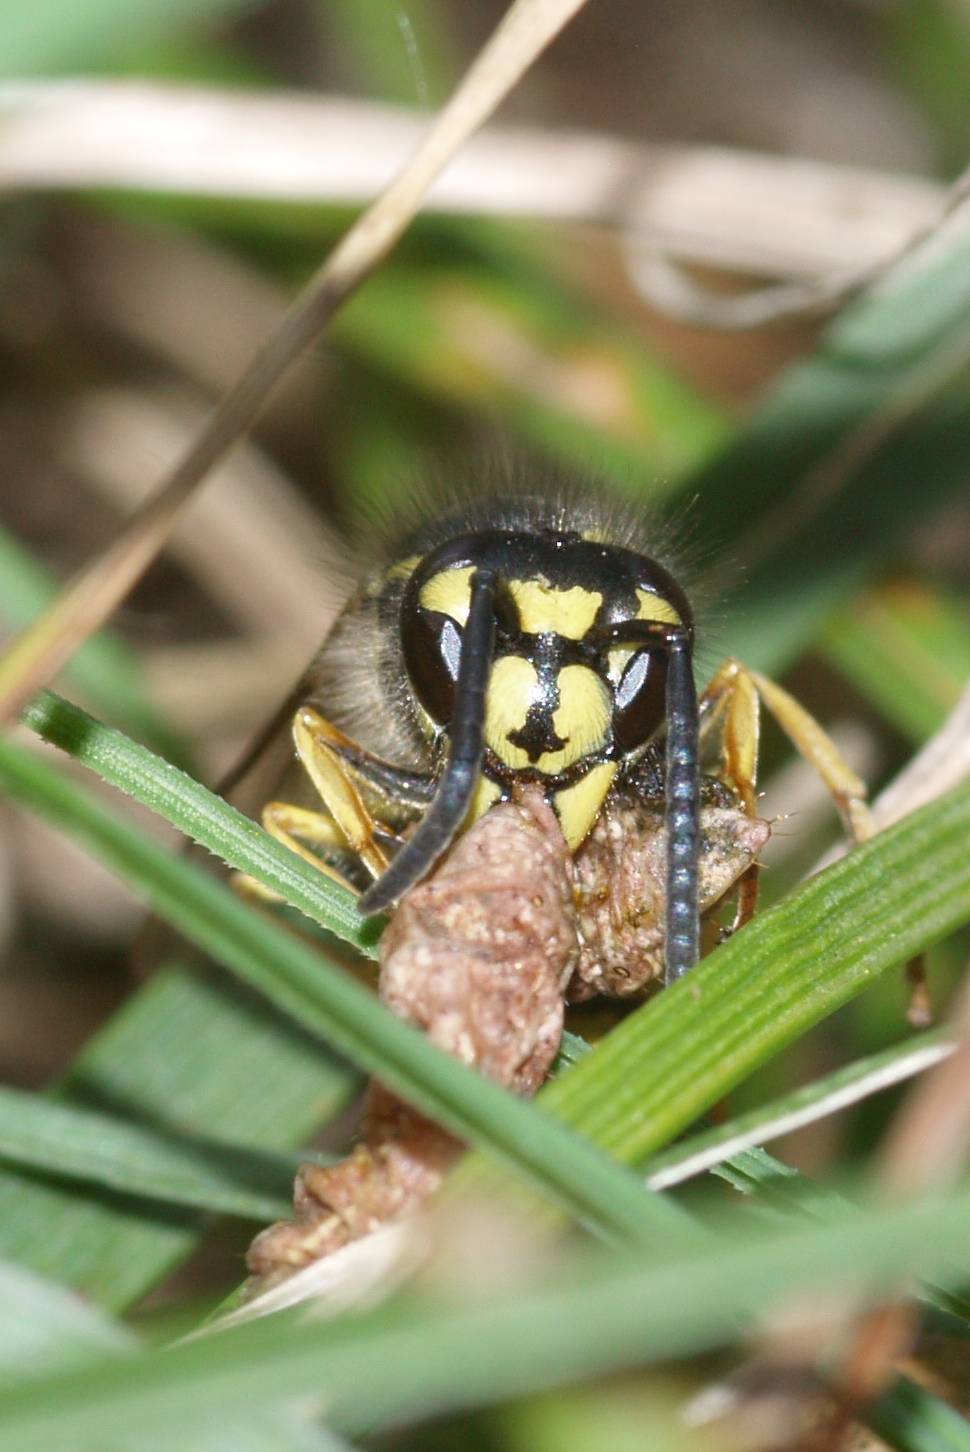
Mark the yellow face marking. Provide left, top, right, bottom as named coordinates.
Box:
left=484, top=656, right=538, bottom=770
left=386, top=553, right=422, bottom=582
left=541, top=665, right=611, bottom=773
left=419, top=565, right=474, bottom=624
left=604, top=591, right=680, bottom=684
left=464, top=774, right=503, bottom=828
left=554, top=761, right=618, bottom=850
left=484, top=659, right=611, bottom=775
left=507, top=579, right=602, bottom=638
left=636, top=588, right=680, bottom=625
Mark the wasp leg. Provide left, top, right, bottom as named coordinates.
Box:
left=698, top=660, right=762, bottom=934
left=296, top=710, right=434, bottom=818
left=261, top=800, right=363, bottom=895
left=327, top=741, right=435, bottom=812
left=749, top=667, right=874, bottom=844
left=700, top=660, right=760, bottom=811
left=241, top=707, right=420, bottom=902
left=700, top=655, right=870, bottom=933
left=291, top=707, right=393, bottom=883
left=702, top=660, right=930, bottom=1022
left=703, top=658, right=874, bottom=841
left=234, top=797, right=367, bottom=901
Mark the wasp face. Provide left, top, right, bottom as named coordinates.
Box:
left=399, top=527, right=693, bottom=848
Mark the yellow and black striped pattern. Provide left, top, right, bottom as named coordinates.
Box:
left=417, top=561, right=681, bottom=848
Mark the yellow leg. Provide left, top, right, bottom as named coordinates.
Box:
left=699, top=660, right=763, bottom=933
left=234, top=797, right=362, bottom=902
left=234, top=708, right=413, bottom=906
left=291, top=707, right=391, bottom=882
left=701, top=659, right=927, bottom=1018
left=747, top=666, right=873, bottom=845
left=703, top=659, right=873, bottom=845
left=699, top=657, right=872, bottom=933
left=261, top=800, right=361, bottom=895
left=700, top=659, right=761, bottom=815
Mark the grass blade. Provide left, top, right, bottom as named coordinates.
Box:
left=645, top=1029, right=953, bottom=1190
left=865, top=1366, right=970, bottom=1452
left=0, top=1085, right=295, bottom=1222
left=0, top=955, right=357, bottom=1308
left=0, top=1192, right=968, bottom=1450
left=0, top=730, right=689, bottom=1249
left=453, top=779, right=970, bottom=1201
left=23, top=689, right=378, bottom=957
left=0, top=1260, right=132, bottom=1374
left=0, top=1261, right=344, bottom=1452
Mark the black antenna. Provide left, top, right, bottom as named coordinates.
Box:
left=358, top=567, right=496, bottom=916
left=591, top=619, right=700, bottom=983
left=661, top=629, right=699, bottom=982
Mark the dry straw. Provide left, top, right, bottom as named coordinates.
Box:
left=0, top=0, right=590, bottom=724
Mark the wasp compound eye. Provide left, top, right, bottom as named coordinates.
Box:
left=402, top=606, right=463, bottom=726
left=400, top=545, right=512, bottom=730
left=359, top=567, right=497, bottom=915
left=611, top=648, right=669, bottom=753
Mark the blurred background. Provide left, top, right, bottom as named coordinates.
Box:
left=1, top=0, right=969, bottom=1207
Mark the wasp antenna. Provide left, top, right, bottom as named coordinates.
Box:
left=663, top=630, right=700, bottom=982
left=358, top=567, right=497, bottom=916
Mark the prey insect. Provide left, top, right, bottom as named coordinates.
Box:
left=243, top=479, right=873, bottom=1290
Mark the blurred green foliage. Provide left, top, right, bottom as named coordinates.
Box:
left=1, top=1, right=969, bottom=1448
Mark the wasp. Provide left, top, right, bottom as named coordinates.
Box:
left=241, top=473, right=878, bottom=1289
left=253, top=476, right=869, bottom=980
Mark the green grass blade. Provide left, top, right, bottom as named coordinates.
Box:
left=0, top=1191, right=968, bottom=1451
left=0, top=1085, right=296, bottom=1222
left=0, top=1261, right=344, bottom=1452
left=0, top=1002, right=624, bottom=1233
left=453, top=780, right=970, bottom=1201
left=0, top=1260, right=133, bottom=1374
left=645, top=1028, right=952, bottom=1190
left=865, top=1373, right=970, bottom=1452
left=0, top=731, right=689, bottom=1251
left=706, top=1137, right=970, bottom=1330
left=24, top=690, right=378, bottom=958
left=2, top=693, right=369, bottom=1305
left=0, top=957, right=358, bottom=1309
